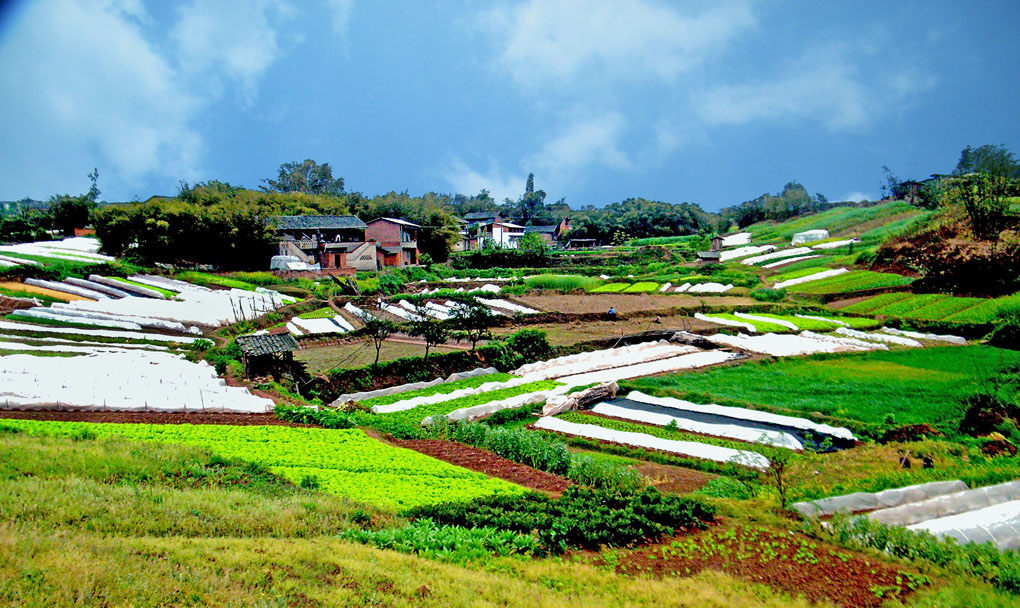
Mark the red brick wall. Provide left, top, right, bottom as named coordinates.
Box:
left=366, top=220, right=401, bottom=244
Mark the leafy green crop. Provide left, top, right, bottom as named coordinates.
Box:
left=1, top=420, right=524, bottom=511
left=380, top=380, right=562, bottom=425
left=107, top=277, right=178, bottom=298
left=590, top=283, right=628, bottom=293
left=622, top=282, right=659, bottom=293
left=297, top=306, right=336, bottom=319
left=791, top=270, right=912, bottom=294
left=341, top=519, right=543, bottom=563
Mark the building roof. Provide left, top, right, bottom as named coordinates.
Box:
left=380, top=246, right=402, bottom=255
left=500, top=221, right=525, bottom=229
left=236, top=333, right=299, bottom=357
left=463, top=211, right=500, bottom=221
left=369, top=217, right=420, bottom=228
left=273, top=215, right=367, bottom=231
left=524, top=225, right=557, bottom=234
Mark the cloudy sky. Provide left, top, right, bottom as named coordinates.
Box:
left=1, top=0, right=1018, bottom=209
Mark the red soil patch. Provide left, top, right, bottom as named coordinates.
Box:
left=391, top=438, right=572, bottom=494
left=597, top=524, right=927, bottom=608
left=0, top=410, right=305, bottom=427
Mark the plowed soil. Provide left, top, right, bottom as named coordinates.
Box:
left=598, top=524, right=927, bottom=608
left=391, top=438, right=572, bottom=494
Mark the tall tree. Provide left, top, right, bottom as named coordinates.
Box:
left=955, top=145, right=1020, bottom=179
left=262, top=160, right=345, bottom=196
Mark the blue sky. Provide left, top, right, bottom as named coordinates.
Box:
left=1, top=1, right=1018, bottom=210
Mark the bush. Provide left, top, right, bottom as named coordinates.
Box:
left=990, top=314, right=1020, bottom=350
left=491, top=329, right=552, bottom=371
left=750, top=287, right=786, bottom=302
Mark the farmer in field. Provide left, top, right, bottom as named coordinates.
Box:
left=607, top=306, right=617, bottom=321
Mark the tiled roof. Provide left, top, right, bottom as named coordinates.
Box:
left=524, top=225, right=557, bottom=233
left=273, top=215, right=367, bottom=230
left=463, top=211, right=500, bottom=221
left=236, top=333, right=299, bottom=356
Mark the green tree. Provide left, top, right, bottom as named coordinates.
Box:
left=451, top=303, right=495, bottom=351
left=262, top=159, right=345, bottom=196
left=514, top=173, right=548, bottom=225
left=955, top=145, right=1020, bottom=179
left=410, top=312, right=450, bottom=361
left=362, top=316, right=398, bottom=366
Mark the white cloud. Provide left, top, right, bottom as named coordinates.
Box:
left=0, top=0, right=200, bottom=199
left=172, top=0, right=290, bottom=105
left=841, top=191, right=874, bottom=203
left=325, top=0, right=354, bottom=34
left=483, top=0, right=755, bottom=85
left=695, top=47, right=935, bottom=131
left=529, top=113, right=631, bottom=175
left=443, top=158, right=526, bottom=203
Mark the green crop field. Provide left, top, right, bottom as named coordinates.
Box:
left=770, top=267, right=834, bottom=283
left=621, top=281, right=660, bottom=293
left=791, top=270, right=913, bottom=294
left=378, top=380, right=562, bottom=425
left=359, top=373, right=517, bottom=407
left=297, top=306, right=336, bottom=319
left=1, top=420, right=524, bottom=511
left=590, top=282, right=628, bottom=293
left=746, top=201, right=922, bottom=243
left=841, top=292, right=1020, bottom=323
left=623, top=346, right=1020, bottom=431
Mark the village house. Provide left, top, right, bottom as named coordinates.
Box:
left=365, top=217, right=420, bottom=267
left=273, top=215, right=376, bottom=271
left=463, top=211, right=525, bottom=249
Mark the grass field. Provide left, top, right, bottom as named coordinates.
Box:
left=746, top=201, right=923, bottom=244
left=790, top=270, right=913, bottom=294
left=839, top=292, right=1020, bottom=323
left=623, top=346, right=1020, bottom=431
left=295, top=339, right=465, bottom=372
left=1, top=421, right=523, bottom=511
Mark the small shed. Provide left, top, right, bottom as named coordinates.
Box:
left=235, top=333, right=299, bottom=379
left=710, top=236, right=724, bottom=252
left=791, top=229, right=829, bottom=245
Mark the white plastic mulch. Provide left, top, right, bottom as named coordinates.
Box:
left=0, top=334, right=167, bottom=352
left=89, top=276, right=165, bottom=299
left=381, top=302, right=424, bottom=321
left=24, top=278, right=109, bottom=300
left=0, top=351, right=274, bottom=412
left=658, top=282, right=672, bottom=292
left=534, top=416, right=770, bottom=469
left=590, top=402, right=803, bottom=450
left=812, top=239, right=860, bottom=250
left=10, top=308, right=141, bottom=330
left=0, top=340, right=162, bottom=355
left=290, top=317, right=348, bottom=335
left=741, top=247, right=813, bottom=266
left=734, top=312, right=798, bottom=330
left=372, top=377, right=530, bottom=414
left=343, top=301, right=374, bottom=321
left=706, top=332, right=879, bottom=356
left=835, top=327, right=922, bottom=347
left=773, top=268, right=847, bottom=290
left=46, top=303, right=190, bottom=332
left=908, top=500, right=1020, bottom=551
left=761, top=255, right=821, bottom=269
left=60, top=285, right=288, bottom=326
left=477, top=298, right=539, bottom=315
left=515, top=341, right=699, bottom=382
left=0, top=237, right=114, bottom=265
left=799, top=330, right=889, bottom=351
left=673, top=282, right=692, bottom=293
left=555, top=350, right=739, bottom=386
left=0, top=320, right=199, bottom=344
left=720, top=232, right=752, bottom=247
left=695, top=313, right=757, bottom=333
left=625, top=390, right=856, bottom=442
left=718, top=245, right=775, bottom=262
left=881, top=327, right=966, bottom=345
left=687, top=283, right=733, bottom=294
left=63, top=277, right=132, bottom=298
left=796, top=314, right=848, bottom=327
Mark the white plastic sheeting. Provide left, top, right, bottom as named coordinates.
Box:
left=687, top=283, right=733, bottom=294
left=881, top=327, right=967, bottom=345
left=479, top=284, right=502, bottom=293
left=332, top=314, right=356, bottom=332
left=695, top=313, right=757, bottom=333
left=0, top=340, right=160, bottom=355
left=24, top=278, right=108, bottom=300
left=791, top=230, right=829, bottom=245
left=741, top=247, right=813, bottom=266
left=590, top=402, right=803, bottom=450
left=0, top=237, right=113, bottom=264
left=41, top=304, right=189, bottom=333
left=0, top=319, right=199, bottom=344
left=659, top=282, right=672, bottom=292
left=381, top=302, right=424, bottom=321
left=285, top=322, right=304, bottom=336
left=799, top=330, right=888, bottom=352
left=438, top=385, right=569, bottom=424
left=343, top=302, right=374, bottom=321
left=477, top=298, right=539, bottom=315
left=796, top=314, right=848, bottom=327
left=735, top=312, right=799, bottom=330
left=0, top=334, right=167, bottom=351
left=290, top=317, right=347, bottom=335
left=0, top=254, right=40, bottom=266
left=0, top=320, right=199, bottom=344
left=60, top=286, right=284, bottom=326
left=707, top=332, right=873, bottom=356
left=761, top=255, right=821, bottom=269
left=792, top=480, right=971, bottom=517
left=332, top=367, right=498, bottom=405
left=11, top=308, right=141, bottom=330
left=372, top=377, right=530, bottom=414
left=89, top=276, right=165, bottom=299
left=835, top=327, right=922, bottom=347
left=63, top=277, right=131, bottom=298
left=774, top=268, right=848, bottom=290
left=718, top=245, right=775, bottom=262
left=870, top=480, right=1020, bottom=527
left=0, top=351, right=274, bottom=412
left=812, top=239, right=860, bottom=250
left=624, top=390, right=855, bottom=442
left=720, top=232, right=752, bottom=247
left=534, top=416, right=771, bottom=469
left=555, top=350, right=739, bottom=387
left=908, top=500, right=1020, bottom=550
left=515, top=341, right=699, bottom=382
left=674, top=282, right=692, bottom=293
